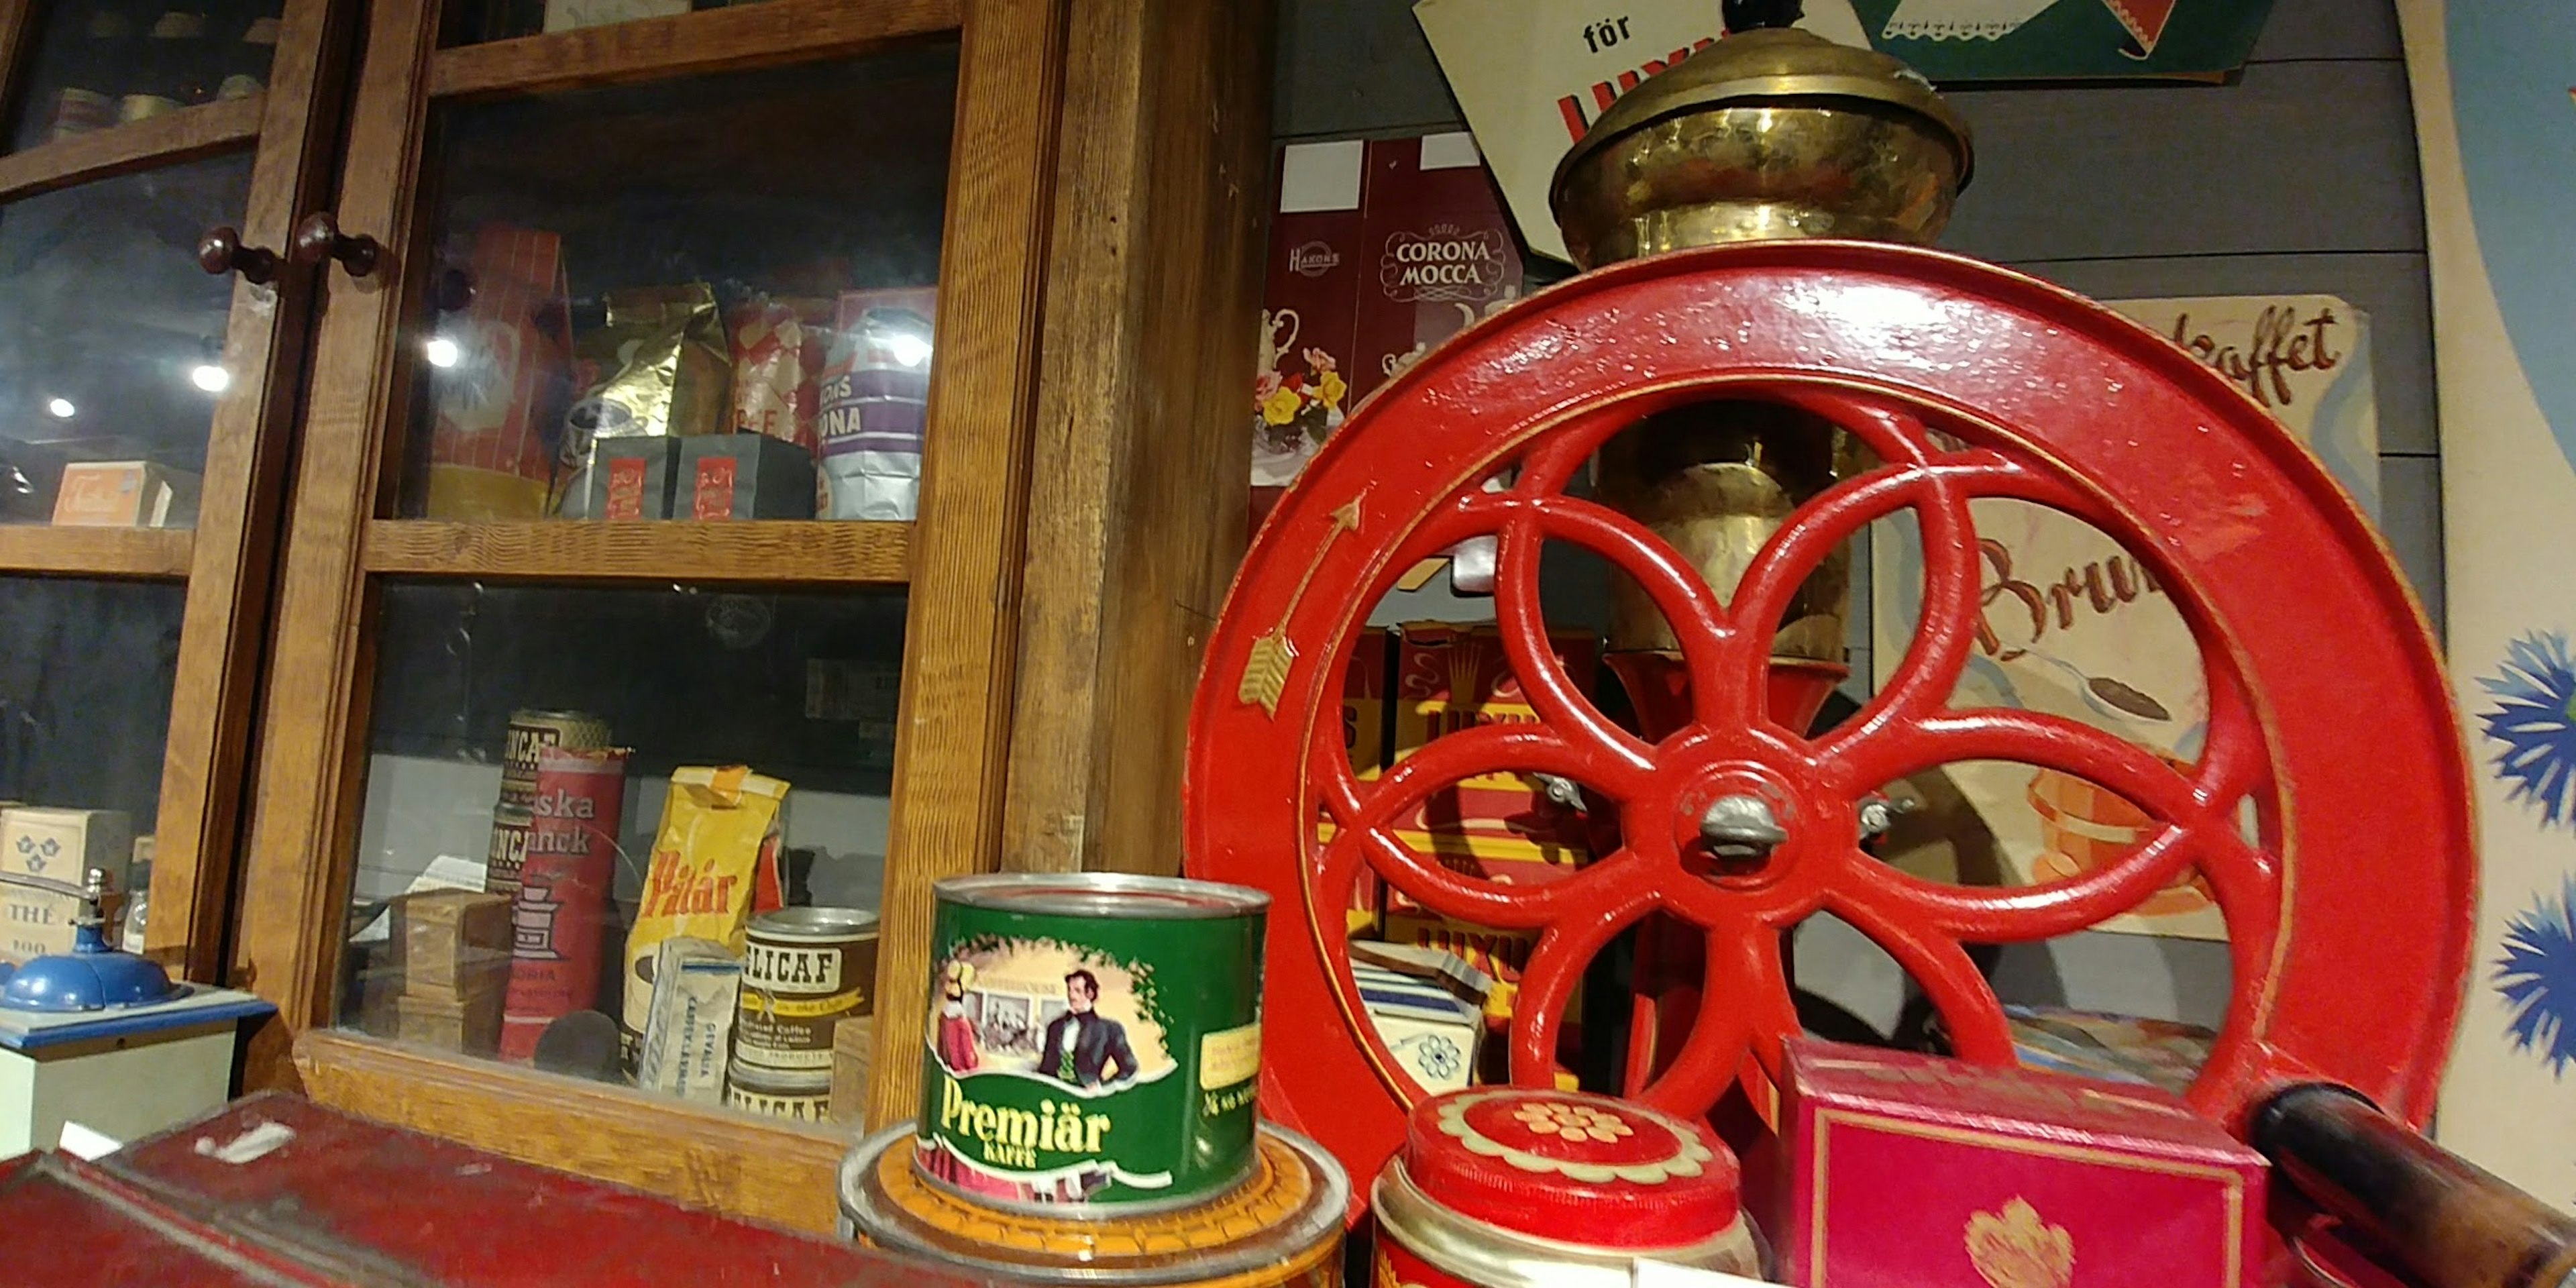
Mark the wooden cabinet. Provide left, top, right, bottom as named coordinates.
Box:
left=5, top=0, right=1269, bottom=1234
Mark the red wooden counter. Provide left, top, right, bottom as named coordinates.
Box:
left=0, top=1091, right=998, bottom=1286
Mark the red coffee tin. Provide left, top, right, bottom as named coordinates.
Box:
left=499, top=747, right=629, bottom=1060
left=1370, top=1087, right=1762, bottom=1287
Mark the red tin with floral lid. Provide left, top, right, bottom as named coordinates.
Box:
left=1370, top=1087, right=1764, bottom=1287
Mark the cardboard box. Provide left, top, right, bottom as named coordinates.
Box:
left=424, top=223, right=568, bottom=521
left=544, top=0, right=689, bottom=32
left=565, top=439, right=682, bottom=520
left=677, top=433, right=816, bottom=521
left=50, top=462, right=200, bottom=528
left=0, top=986, right=269, bottom=1159
left=1249, top=133, right=1527, bottom=531
left=829, top=1015, right=875, bottom=1125
left=1, top=808, right=133, bottom=893
left=1334, top=628, right=1393, bottom=933
left=394, top=989, right=504, bottom=1055
left=1381, top=912, right=1532, bottom=991
left=0, top=877, right=82, bottom=963
left=1352, top=961, right=1481, bottom=1093
left=1348, top=627, right=1392, bottom=774
left=1388, top=623, right=1600, bottom=904
left=1349, top=938, right=1492, bottom=1004
left=1774, top=1037, right=2267, bottom=1288
left=393, top=890, right=513, bottom=996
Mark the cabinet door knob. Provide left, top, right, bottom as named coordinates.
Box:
left=197, top=226, right=280, bottom=285
left=293, top=211, right=382, bottom=279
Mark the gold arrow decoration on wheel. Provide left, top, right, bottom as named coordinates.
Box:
left=1238, top=492, right=1366, bottom=716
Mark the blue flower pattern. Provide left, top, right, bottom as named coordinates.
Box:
left=1415, top=1034, right=1462, bottom=1082
left=2479, top=632, right=2576, bottom=828
left=2496, top=878, right=2576, bottom=1077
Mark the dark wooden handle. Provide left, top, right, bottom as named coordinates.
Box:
left=292, top=211, right=382, bottom=278
left=433, top=266, right=476, bottom=313
left=197, top=226, right=279, bottom=285
left=1723, top=0, right=1805, bottom=31
left=2257, top=1085, right=2576, bottom=1288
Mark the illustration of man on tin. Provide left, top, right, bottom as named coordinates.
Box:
left=936, top=960, right=981, bottom=1073
left=1038, top=969, right=1138, bottom=1087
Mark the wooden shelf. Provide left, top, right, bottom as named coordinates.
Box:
left=361, top=518, right=912, bottom=584
left=0, top=525, right=193, bottom=579
left=427, top=0, right=962, bottom=101
left=0, top=95, right=264, bottom=203
left=294, top=1031, right=850, bottom=1235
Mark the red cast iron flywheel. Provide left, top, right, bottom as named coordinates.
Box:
left=1183, top=240, right=2473, bottom=1200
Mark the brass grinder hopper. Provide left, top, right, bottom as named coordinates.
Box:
left=1546, top=16, right=1972, bottom=717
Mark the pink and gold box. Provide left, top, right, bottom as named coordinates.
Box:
left=1776, top=1036, right=2268, bottom=1287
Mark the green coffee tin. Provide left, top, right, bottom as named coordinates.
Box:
left=914, top=873, right=1269, bottom=1214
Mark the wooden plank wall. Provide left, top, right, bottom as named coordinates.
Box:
left=1273, top=0, right=2432, bottom=1029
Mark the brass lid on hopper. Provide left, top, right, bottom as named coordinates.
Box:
left=1549, top=21, right=1974, bottom=266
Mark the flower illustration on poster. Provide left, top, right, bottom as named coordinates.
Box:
left=2475, top=634, right=2576, bottom=1080
left=2479, top=631, right=2576, bottom=829
left=2496, top=879, right=2576, bottom=1077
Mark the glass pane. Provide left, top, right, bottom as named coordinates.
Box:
left=337, top=581, right=904, bottom=1128
left=0, top=576, right=182, bottom=963
left=0, top=153, right=253, bottom=527
left=5, top=2, right=285, bottom=154
left=393, top=49, right=957, bottom=523
left=441, top=0, right=784, bottom=46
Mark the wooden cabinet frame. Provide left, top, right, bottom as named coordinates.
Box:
left=224, top=0, right=1271, bottom=1232
left=0, top=0, right=355, bottom=985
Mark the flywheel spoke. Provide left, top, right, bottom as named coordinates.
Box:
left=1837, top=828, right=2197, bottom=943
left=1837, top=468, right=1984, bottom=736
left=2185, top=826, right=2284, bottom=1120
left=1528, top=496, right=1737, bottom=716
left=2197, top=658, right=2271, bottom=806
left=1495, top=512, right=1657, bottom=772
left=1821, top=707, right=2201, bottom=821
left=1636, top=922, right=1799, bottom=1115
left=1333, top=716, right=1647, bottom=930
left=1830, top=881, right=2017, bottom=1065
left=1772, top=386, right=1944, bottom=466
left=1344, top=825, right=1565, bottom=930
left=1508, top=879, right=1661, bottom=1086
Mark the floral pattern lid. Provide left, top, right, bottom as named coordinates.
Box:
left=1400, top=1087, right=1740, bottom=1248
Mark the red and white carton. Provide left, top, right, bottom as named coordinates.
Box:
left=1371, top=1087, right=1763, bottom=1286
left=425, top=223, right=570, bottom=520
left=1250, top=133, right=1525, bottom=531
left=1774, top=1036, right=2269, bottom=1287
left=498, top=747, right=629, bottom=1061
left=1387, top=623, right=1600, bottom=908
left=1332, top=627, right=1393, bottom=934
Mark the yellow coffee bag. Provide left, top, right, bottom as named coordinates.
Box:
left=619, top=765, right=789, bottom=1069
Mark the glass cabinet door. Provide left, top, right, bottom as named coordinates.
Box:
left=233, top=0, right=1059, bottom=1229
left=323, top=43, right=959, bottom=1106
left=5, top=1, right=283, bottom=155
left=0, top=577, right=181, bottom=959
left=0, top=156, right=247, bottom=527
left=386, top=51, right=953, bottom=526
left=0, top=0, right=344, bottom=980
